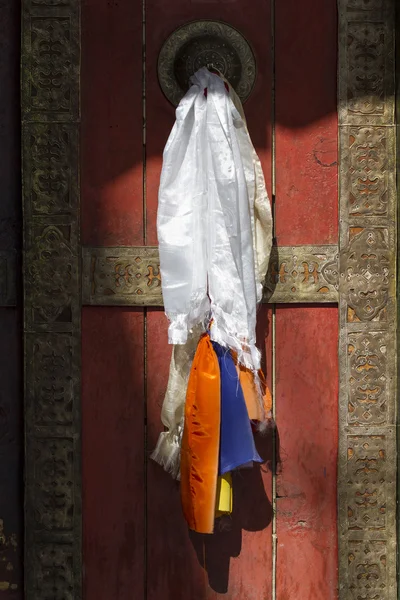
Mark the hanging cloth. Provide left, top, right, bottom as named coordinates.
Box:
left=180, top=334, right=221, bottom=534
left=152, top=67, right=273, bottom=479
left=212, top=342, right=262, bottom=475
left=157, top=67, right=268, bottom=369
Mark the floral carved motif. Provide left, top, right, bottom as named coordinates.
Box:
left=341, top=227, right=390, bottom=322
left=348, top=540, right=387, bottom=600
left=26, top=225, right=76, bottom=324
left=347, top=22, right=385, bottom=117
left=29, top=17, right=73, bottom=113
left=27, top=124, right=76, bottom=216
left=83, top=245, right=339, bottom=306
left=347, top=331, right=389, bottom=426
left=348, top=127, right=388, bottom=217
left=32, top=438, right=74, bottom=532
left=347, top=435, right=386, bottom=531
left=30, top=335, right=75, bottom=426
left=34, top=544, right=74, bottom=600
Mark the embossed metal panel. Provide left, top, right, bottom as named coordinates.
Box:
left=338, top=1, right=397, bottom=599
left=82, top=245, right=339, bottom=306
left=21, top=0, right=82, bottom=598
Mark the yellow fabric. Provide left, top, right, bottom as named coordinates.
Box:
left=180, top=334, right=220, bottom=534
left=215, top=472, right=233, bottom=517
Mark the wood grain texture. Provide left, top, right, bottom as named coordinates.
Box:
left=81, top=2, right=145, bottom=598
left=275, top=0, right=338, bottom=247
left=275, top=306, right=338, bottom=599
left=275, top=1, right=339, bottom=597
left=81, top=0, right=144, bottom=247
left=82, top=308, right=145, bottom=600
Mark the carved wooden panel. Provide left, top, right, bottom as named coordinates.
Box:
left=82, top=245, right=339, bottom=306
left=21, top=0, right=81, bottom=598
left=338, top=1, right=396, bottom=598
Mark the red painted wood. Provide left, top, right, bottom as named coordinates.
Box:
left=81, top=0, right=144, bottom=247
left=82, top=308, right=145, bottom=600
left=81, top=2, right=145, bottom=599
left=146, top=308, right=275, bottom=600
left=275, top=306, right=339, bottom=599
left=146, top=2, right=274, bottom=596
left=275, top=0, right=338, bottom=247
left=275, top=1, right=339, bottom=597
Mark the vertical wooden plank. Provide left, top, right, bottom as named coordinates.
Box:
left=81, top=1, right=145, bottom=598
left=81, top=308, right=145, bottom=600
left=146, top=2, right=274, bottom=598
left=275, top=306, right=339, bottom=598
left=0, top=0, right=22, bottom=594
left=275, top=0, right=339, bottom=597
left=81, top=0, right=144, bottom=247
left=275, top=0, right=338, bottom=247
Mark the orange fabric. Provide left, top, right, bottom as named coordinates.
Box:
left=180, top=334, right=221, bottom=534
left=232, top=354, right=272, bottom=421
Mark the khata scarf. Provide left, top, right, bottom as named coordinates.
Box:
left=151, top=67, right=273, bottom=479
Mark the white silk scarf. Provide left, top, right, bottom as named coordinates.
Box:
left=151, top=68, right=273, bottom=478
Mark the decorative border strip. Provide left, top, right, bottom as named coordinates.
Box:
left=82, top=245, right=339, bottom=306
left=21, top=1, right=82, bottom=598
left=338, top=1, right=397, bottom=598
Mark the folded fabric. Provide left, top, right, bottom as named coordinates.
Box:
left=150, top=324, right=203, bottom=479
left=215, top=472, right=233, bottom=517
left=212, top=342, right=262, bottom=475
left=235, top=360, right=273, bottom=422
left=180, top=334, right=221, bottom=534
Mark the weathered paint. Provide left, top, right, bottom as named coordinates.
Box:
left=81, top=0, right=340, bottom=598
left=275, top=0, right=339, bottom=597
left=81, top=1, right=145, bottom=598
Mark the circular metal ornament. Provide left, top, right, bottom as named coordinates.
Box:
left=158, top=20, right=256, bottom=106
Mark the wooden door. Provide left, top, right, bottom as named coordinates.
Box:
left=20, top=0, right=398, bottom=598
left=81, top=1, right=338, bottom=598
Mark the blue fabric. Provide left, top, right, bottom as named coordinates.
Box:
left=212, top=343, right=262, bottom=475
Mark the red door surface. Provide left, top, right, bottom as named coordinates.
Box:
left=81, top=1, right=339, bottom=598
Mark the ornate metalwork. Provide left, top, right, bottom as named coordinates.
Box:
left=338, top=1, right=396, bottom=598
left=82, top=245, right=338, bottom=306
left=265, top=245, right=338, bottom=303
left=21, top=0, right=82, bottom=598
left=158, top=20, right=256, bottom=106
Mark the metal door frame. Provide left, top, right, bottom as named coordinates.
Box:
left=19, top=1, right=397, bottom=597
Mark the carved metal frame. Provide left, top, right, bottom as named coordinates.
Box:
left=338, top=1, right=397, bottom=598
left=20, top=0, right=397, bottom=598
left=81, top=244, right=339, bottom=305
left=21, top=0, right=82, bottom=598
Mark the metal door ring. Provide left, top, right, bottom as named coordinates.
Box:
left=158, top=20, right=256, bottom=106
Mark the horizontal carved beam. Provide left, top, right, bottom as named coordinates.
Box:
left=82, top=245, right=339, bottom=306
